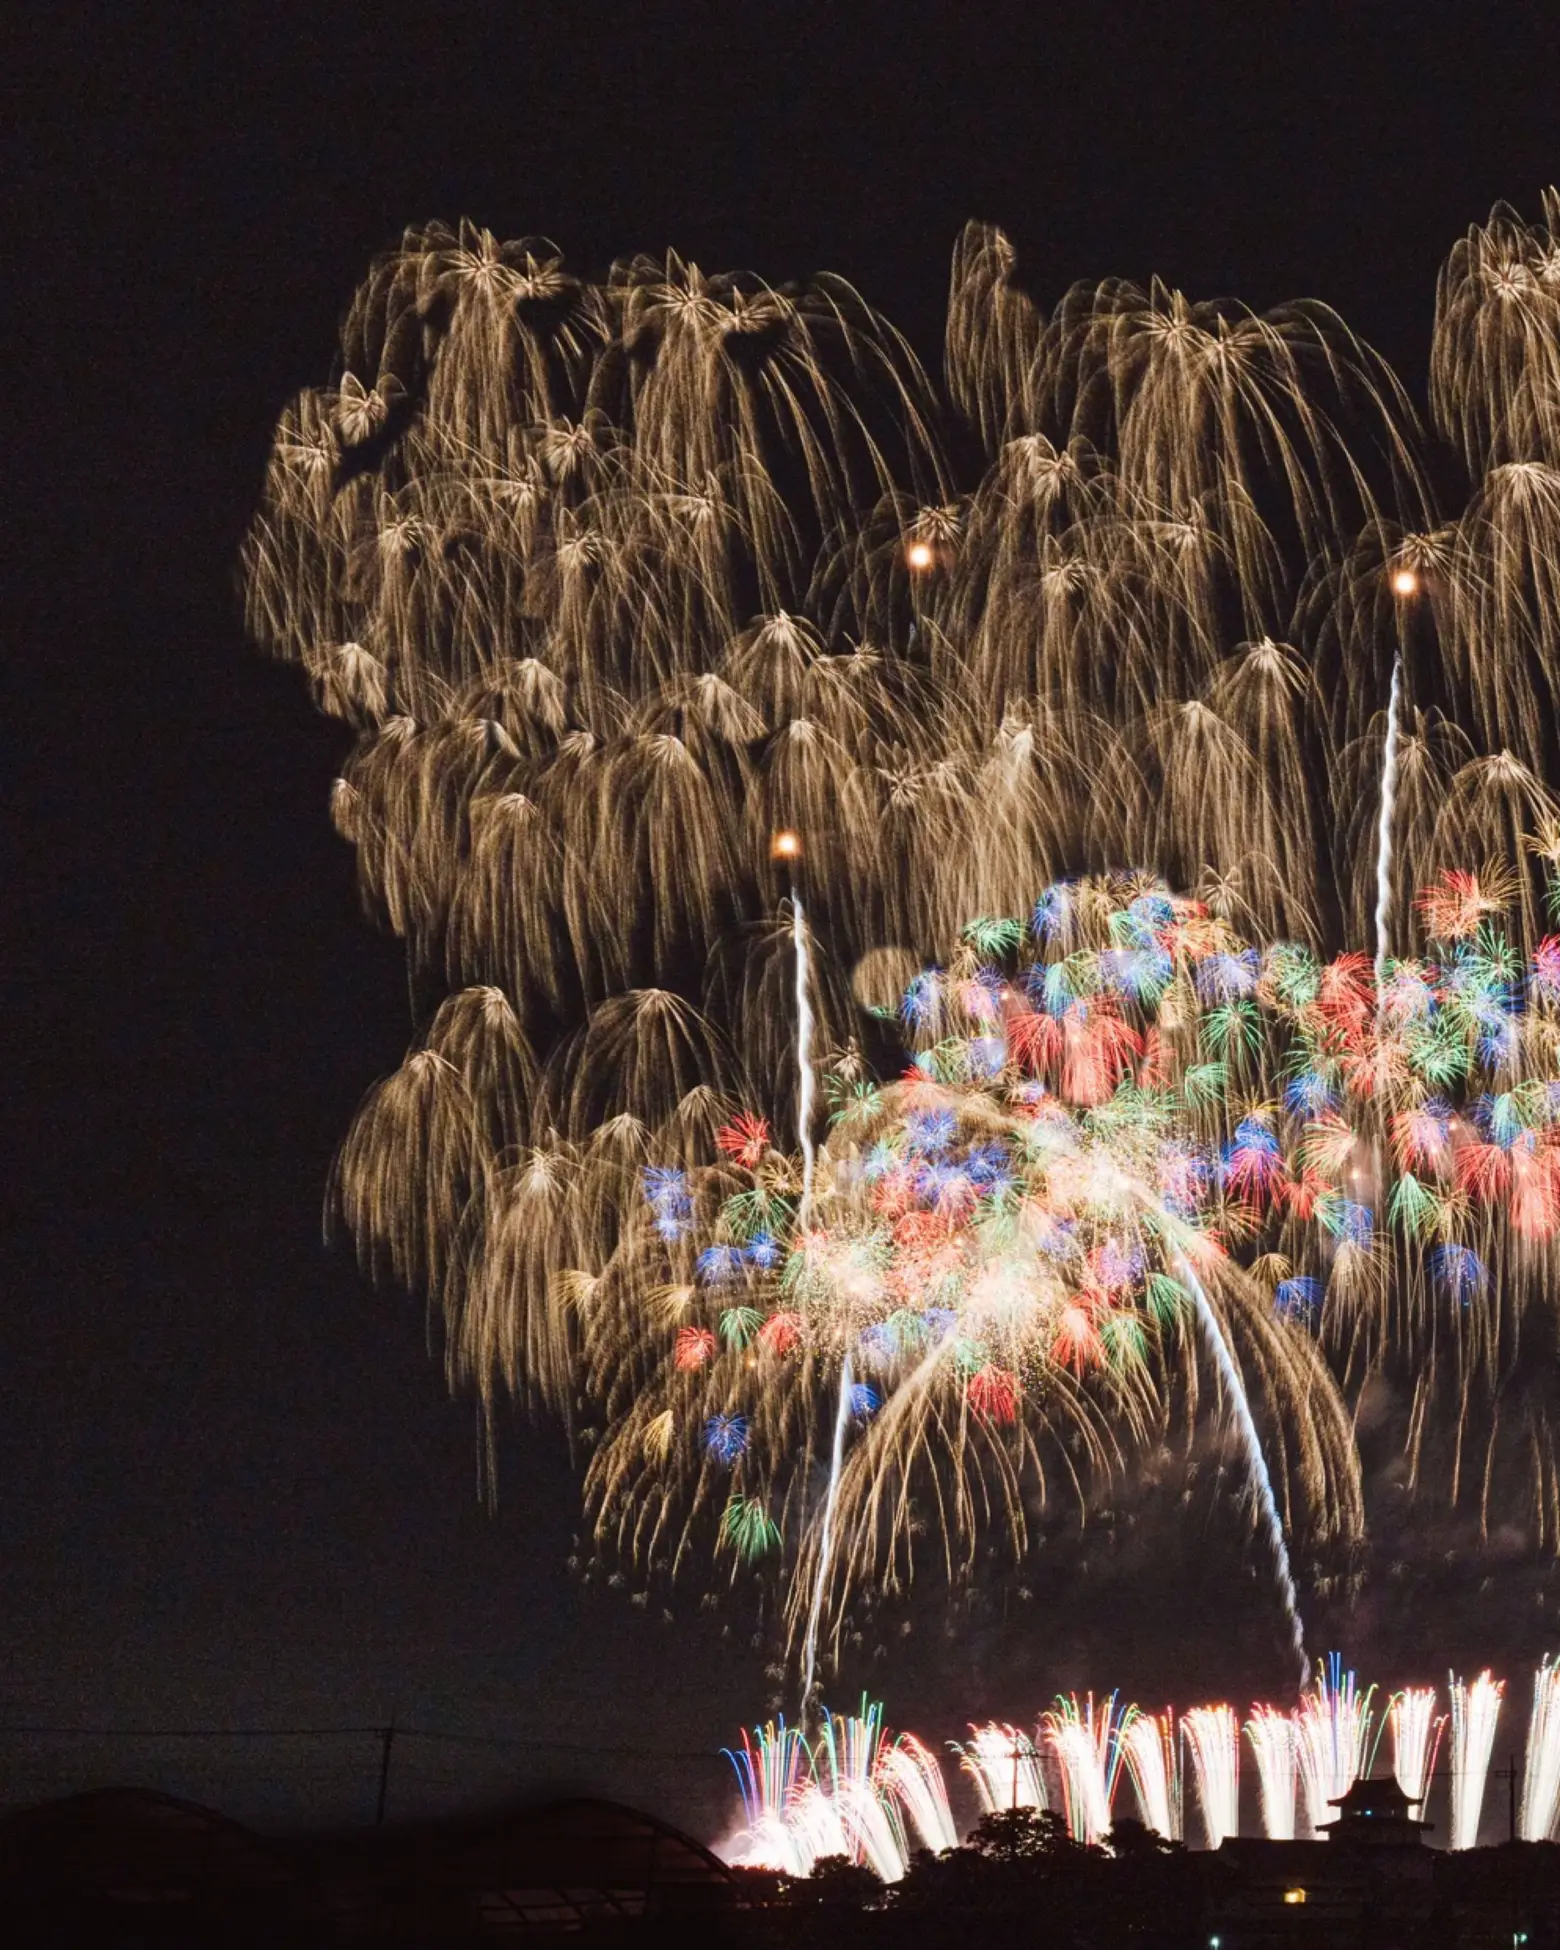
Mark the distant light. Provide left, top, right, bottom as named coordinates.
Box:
left=1391, top=567, right=1420, bottom=597
left=906, top=539, right=935, bottom=571
left=771, top=830, right=802, bottom=860
left=1284, top=1889, right=1308, bottom=1905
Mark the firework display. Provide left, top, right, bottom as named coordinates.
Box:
left=955, top=1723, right=1046, bottom=1816
left=1294, top=1654, right=1380, bottom=1837
left=1391, top=1685, right=1446, bottom=1809
left=596, top=875, right=1560, bottom=1670
left=1045, top=1694, right=1128, bottom=1845
left=1122, top=1710, right=1183, bottom=1841
left=1183, top=1704, right=1241, bottom=1847
left=1449, top=1670, right=1505, bottom=1850
left=727, top=1658, right=1553, bottom=1874
left=1520, top=1657, right=1560, bottom=1841
left=244, top=195, right=1560, bottom=1667
left=1245, top=1706, right=1298, bottom=1840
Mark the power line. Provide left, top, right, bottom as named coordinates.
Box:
left=0, top=1722, right=725, bottom=1762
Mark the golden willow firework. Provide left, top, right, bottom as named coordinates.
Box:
left=244, top=196, right=1560, bottom=1645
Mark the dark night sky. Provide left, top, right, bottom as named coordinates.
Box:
left=8, top=1, right=1560, bottom=1841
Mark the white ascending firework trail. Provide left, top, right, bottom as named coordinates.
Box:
left=794, top=883, right=840, bottom=1716
left=1390, top=1686, right=1444, bottom=1809
left=1520, top=1659, right=1560, bottom=1841
left=791, top=891, right=816, bottom=1216
left=1449, top=1670, right=1504, bottom=1850
left=800, top=1351, right=853, bottom=1714
left=1373, top=655, right=1403, bottom=991
left=1176, top=1256, right=1307, bottom=1684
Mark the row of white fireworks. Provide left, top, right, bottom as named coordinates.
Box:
left=724, top=1656, right=1560, bottom=1879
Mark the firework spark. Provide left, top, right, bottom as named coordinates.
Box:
left=1246, top=1705, right=1298, bottom=1840
left=1121, top=1710, right=1182, bottom=1840
left=1045, top=1694, right=1127, bottom=1845
left=1295, top=1657, right=1378, bottom=1837
left=1184, top=1705, right=1242, bottom=1848
left=724, top=1662, right=1560, bottom=1869
left=1449, top=1670, right=1505, bottom=1850
left=956, top=1722, right=1046, bottom=1816
left=1520, top=1659, right=1560, bottom=1842
left=1389, top=1685, right=1445, bottom=1810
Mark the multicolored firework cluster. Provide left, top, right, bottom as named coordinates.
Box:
left=598, top=866, right=1560, bottom=1655
left=725, top=1657, right=1560, bottom=1878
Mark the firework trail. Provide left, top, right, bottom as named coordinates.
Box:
left=790, top=887, right=817, bottom=1217
left=1449, top=1670, right=1504, bottom=1850
left=788, top=857, right=848, bottom=1719
left=1520, top=1658, right=1560, bottom=1841
left=724, top=1700, right=946, bottom=1879
left=1121, top=1710, right=1181, bottom=1839
left=800, top=1349, right=853, bottom=1715
left=957, top=1723, right=1047, bottom=1815
left=1389, top=1686, right=1445, bottom=1809
left=792, top=873, right=846, bottom=1718
left=1246, top=1705, right=1298, bottom=1839
left=1374, top=654, right=1403, bottom=987
left=1175, top=1254, right=1306, bottom=1684
left=1183, top=1705, right=1241, bottom=1848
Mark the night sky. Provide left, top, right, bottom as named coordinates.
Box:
left=10, top=2, right=1560, bottom=1841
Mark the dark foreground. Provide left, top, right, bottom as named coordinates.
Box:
left=4, top=1782, right=1559, bottom=1947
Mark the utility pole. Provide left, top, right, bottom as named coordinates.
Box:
left=375, top=1715, right=397, bottom=1827
left=1510, top=1753, right=1517, bottom=1842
